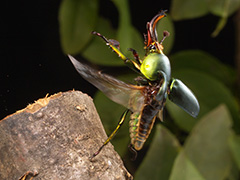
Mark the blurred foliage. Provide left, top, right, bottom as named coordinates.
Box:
left=59, top=0, right=99, bottom=54
left=170, top=105, right=232, bottom=180
left=59, top=0, right=240, bottom=179
left=170, top=0, right=240, bottom=36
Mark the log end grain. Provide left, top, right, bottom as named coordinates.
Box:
left=0, top=91, right=132, bottom=180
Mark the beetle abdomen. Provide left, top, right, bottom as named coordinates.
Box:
left=129, top=103, right=159, bottom=151
left=129, top=112, right=139, bottom=141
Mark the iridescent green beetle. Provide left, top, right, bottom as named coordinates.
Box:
left=68, top=10, right=200, bottom=159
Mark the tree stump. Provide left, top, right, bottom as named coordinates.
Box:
left=0, top=91, right=132, bottom=180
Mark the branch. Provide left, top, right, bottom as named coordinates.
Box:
left=0, top=91, right=132, bottom=180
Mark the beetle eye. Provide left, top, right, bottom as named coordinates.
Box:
left=150, top=45, right=156, bottom=50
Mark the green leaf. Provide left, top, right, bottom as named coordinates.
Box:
left=229, top=132, right=240, bottom=170
left=112, top=0, right=132, bottom=56
left=156, top=14, right=175, bottom=54
left=94, top=91, right=129, bottom=156
left=135, top=125, right=180, bottom=180
left=59, top=0, right=99, bottom=54
left=170, top=105, right=233, bottom=180
left=206, top=0, right=240, bottom=37
left=170, top=0, right=208, bottom=20
left=166, top=70, right=239, bottom=132
left=112, top=0, right=145, bottom=59
left=170, top=50, right=236, bottom=87
left=227, top=161, right=240, bottom=180
left=206, top=0, right=240, bottom=17
left=169, top=151, right=205, bottom=180
left=130, top=27, right=145, bottom=60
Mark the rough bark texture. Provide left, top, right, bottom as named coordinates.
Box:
left=0, top=91, right=132, bottom=180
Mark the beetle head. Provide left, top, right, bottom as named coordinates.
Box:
left=144, top=10, right=168, bottom=54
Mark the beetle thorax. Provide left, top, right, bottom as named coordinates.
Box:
left=140, top=53, right=171, bottom=82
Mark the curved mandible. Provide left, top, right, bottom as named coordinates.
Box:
left=145, top=10, right=167, bottom=47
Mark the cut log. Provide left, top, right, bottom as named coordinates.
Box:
left=0, top=91, right=132, bottom=180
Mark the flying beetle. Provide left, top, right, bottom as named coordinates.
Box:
left=68, top=10, right=200, bottom=159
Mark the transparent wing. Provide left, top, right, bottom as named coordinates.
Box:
left=68, top=55, right=145, bottom=112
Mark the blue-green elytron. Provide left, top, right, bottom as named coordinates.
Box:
left=68, top=10, right=200, bottom=158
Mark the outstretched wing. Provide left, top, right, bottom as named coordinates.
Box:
left=68, top=55, right=145, bottom=112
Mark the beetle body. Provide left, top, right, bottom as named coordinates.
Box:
left=68, top=10, right=200, bottom=158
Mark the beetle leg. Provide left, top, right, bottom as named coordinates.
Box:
left=18, top=171, right=38, bottom=180
left=134, top=76, right=149, bottom=85
left=92, top=31, right=141, bottom=72
left=90, top=109, right=129, bottom=160
left=128, top=144, right=138, bottom=161
left=91, top=31, right=128, bottom=60
left=128, top=48, right=142, bottom=64
left=155, top=71, right=168, bottom=102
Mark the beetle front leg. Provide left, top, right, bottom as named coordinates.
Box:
left=128, top=48, right=142, bottom=64
left=92, top=31, right=140, bottom=72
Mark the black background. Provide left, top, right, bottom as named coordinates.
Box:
left=1, top=0, right=236, bottom=120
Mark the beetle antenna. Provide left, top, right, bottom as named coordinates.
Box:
left=160, top=30, right=170, bottom=44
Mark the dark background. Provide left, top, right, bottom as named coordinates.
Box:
left=0, top=0, right=235, bottom=120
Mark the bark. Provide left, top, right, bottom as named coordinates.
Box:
left=0, top=91, right=132, bottom=180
